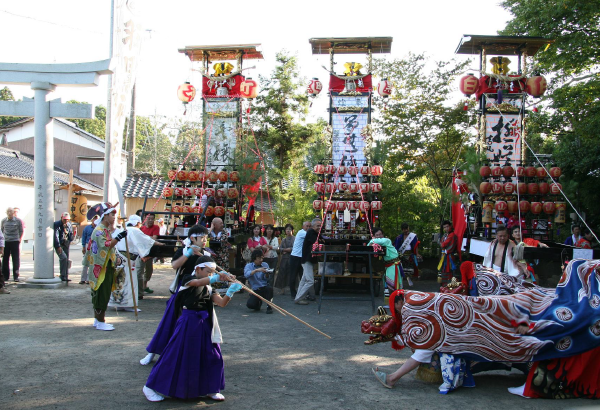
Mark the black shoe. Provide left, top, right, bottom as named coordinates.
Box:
left=266, top=307, right=273, bottom=314
left=61, top=278, right=71, bottom=282
left=138, top=295, right=144, bottom=300
left=13, top=278, right=19, bottom=282
left=305, top=295, right=316, bottom=301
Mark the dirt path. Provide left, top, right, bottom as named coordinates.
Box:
left=0, top=248, right=593, bottom=409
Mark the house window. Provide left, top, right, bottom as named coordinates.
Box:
left=79, top=160, right=104, bottom=174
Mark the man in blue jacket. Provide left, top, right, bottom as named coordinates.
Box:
left=79, top=215, right=98, bottom=284
left=244, top=249, right=274, bottom=314
left=54, top=212, right=74, bottom=282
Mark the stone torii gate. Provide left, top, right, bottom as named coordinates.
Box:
left=0, top=60, right=111, bottom=288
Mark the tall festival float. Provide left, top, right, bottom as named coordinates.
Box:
left=453, top=35, right=589, bottom=275
left=307, top=38, right=392, bottom=312
left=150, top=44, right=264, bottom=274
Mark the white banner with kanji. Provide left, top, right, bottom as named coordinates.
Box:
left=485, top=113, right=522, bottom=167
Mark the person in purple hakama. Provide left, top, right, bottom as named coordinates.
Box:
left=140, top=225, right=212, bottom=366
left=143, top=255, right=241, bottom=402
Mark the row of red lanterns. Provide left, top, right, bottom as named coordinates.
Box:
left=314, top=164, right=383, bottom=176
left=307, top=78, right=392, bottom=98
left=313, top=200, right=382, bottom=211
left=315, top=181, right=382, bottom=194
left=177, top=78, right=259, bottom=103
left=489, top=200, right=558, bottom=215
left=479, top=165, right=561, bottom=179
left=163, top=186, right=240, bottom=199
left=480, top=181, right=562, bottom=195
left=459, top=74, right=547, bottom=98
left=167, top=169, right=240, bottom=183
left=166, top=204, right=231, bottom=218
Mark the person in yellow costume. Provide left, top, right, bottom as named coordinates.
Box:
left=82, top=202, right=128, bottom=331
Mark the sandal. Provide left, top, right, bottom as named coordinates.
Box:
left=372, top=367, right=393, bottom=389
left=206, top=393, right=225, bottom=401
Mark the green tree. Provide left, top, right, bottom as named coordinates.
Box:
left=66, top=100, right=106, bottom=139
left=0, top=86, right=21, bottom=126
left=372, top=53, right=474, bottom=234
left=133, top=116, right=173, bottom=175
left=500, top=0, right=600, bottom=226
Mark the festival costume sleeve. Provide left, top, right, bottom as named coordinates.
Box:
left=523, top=238, right=540, bottom=247
left=482, top=239, right=495, bottom=268
left=125, top=227, right=156, bottom=257
left=84, top=224, right=117, bottom=291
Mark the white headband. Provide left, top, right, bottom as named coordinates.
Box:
left=195, top=262, right=217, bottom=269
left=182, top=233, right=208, bottom=248
left=95, top=207, right=116, bottom=226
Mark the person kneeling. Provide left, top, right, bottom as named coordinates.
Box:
left=244, top=249, right=274, bottom=314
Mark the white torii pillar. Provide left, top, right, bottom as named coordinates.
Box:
left=0, top=61, right=111, bottom=288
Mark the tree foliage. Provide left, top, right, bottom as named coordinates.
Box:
left=66, top=100, right=106, bottom=139
left=0, top=86, right=21, bottom=126
left=500, top=0, right=600, bottom=226
left=133, top=116, right=173, bottom=175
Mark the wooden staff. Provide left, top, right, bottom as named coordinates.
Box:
left=235, top=280, right=332, bottom=340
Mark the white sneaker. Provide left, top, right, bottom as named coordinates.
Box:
left=96, top=322, right=115, bottom=331
left=207, top=393, right=225, bottom=401
left=140, top=353, right=156, bottom=366
left=93, top=319, right=99, bottom=327
left=143, top=386, right=164, bottom=402
left=507, top=384, right=528, bottom=398
left=124, top=307, right=141, bottom=312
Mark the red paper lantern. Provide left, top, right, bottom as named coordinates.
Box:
left=527, top=183, right=539, bottom=195
left=359, top=201, right=370, bottom=211
left=229, top=171, right=240, bottom=182
left=204, top=206, right=214, bottom=217
left=371, top=165, right=383, bottom=176
left=503, top=182, right=515, bottom=194
left=218, top=171, right=228, bottom=182
left=227, top=188, right=239, bottom=199
left=240, top=77, right=258, bottom=99
left=531, top=202, right=542, bottom=214
left=377, top=78, right=393, bottom=97
left=171, top=204, right=181, bottom=213
left=167, top=169, right=177, bottom=180
left=492, top=182, right=503, bottom=194
left=517, top=182, right=527, bottom=195
left=370, top=183, right=382, bottom=192
left=216, top=188, right=226, bottom=198
left=538, top=182, right=550, bottom=195
left=549, top=167, right=562, bottom=178
left=187, top=170, right=199, bottom=182
left=519, top=200, right=531, bottom=213
left=214, top=206, right=225, bottom=217
left=193, top=187, right=204, bottom=197
left=502, top=166, right=515, bottom=177
left=337, top=165, right=347, bottom=176
left=307, top=78, right=322, bottom=96
left=516, top=166, right=525, bottom=177
left=348, top=166, right=358, bottom=176
left=507, top=201, right=518, bottom=213
left=339, top=182, right=349, bottom=192
left=192, top=206, right=202, bottom=214
left=182, top=204, right=192, bottom=213
left=336, top=201, right=347, bottom=211
left=205, top=188, right=215, bottom=197
left=174, top=187, right=184, bottom=197
left=525, top=166, right=537, bottom=177
left=371, top=201, right=382, bottom=211
left=479, top=166, right=491, bottom=177
left=207, top=171, right=218, bottom=183
left=177, top=169, right=188, bottom=181
left=349, top=183, right=359, bottom=193
left=536, top=167, right=547, bottom=178
left=495, top=201, right=508, bottom=212
left=543, top=202, right=556, bottom=215
left=359, top=183, right=370, bottom=193
left=491, top=166, right=502, bottom=177
left=183, top=187, right=192, bottom=197
left=550, top=183, right=562, bottom=195
left=313, top=164, right=325, bottom=174
left=325, top=182, right=337, bottom=193
left=314, top=182, right=325, bottom=193
left=325, top=200, right=335, bottom=212
left=162, top=186, right=173, bottom=197
left=325, top=164, right=336, bottom=175
left=360, top=165, right=371, bottom=175
left=197, top=171, right=206, bottom=181
left=347, top=201, right=359, bottom=211
left=313, top=200, right=323, bottom=210
left=525, top=75, right=547, bottom=98
left=458, top=74, right=479, bottom=96
left=177, top=82, right=196, bottom=103
left=480, top=182, right=492, bottom=194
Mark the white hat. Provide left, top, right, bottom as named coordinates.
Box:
left=127, top=215, right=142, bottom=226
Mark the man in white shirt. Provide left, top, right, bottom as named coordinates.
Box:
left=483, top=225, right=521, bottom=278
left=288, top=221, right=310, bottom=300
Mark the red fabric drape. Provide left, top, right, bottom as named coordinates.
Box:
left=202, top=74, right=245, bottom=97
left=451, top=177, right=467, bottom=258
left=328, top=74, right=372, bottom=92
left=475, top=75, right=527, bottom=100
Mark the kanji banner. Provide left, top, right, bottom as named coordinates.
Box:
left=332, top=113, right=368, bottom=181
left=484, top=113, right=521, bottom=167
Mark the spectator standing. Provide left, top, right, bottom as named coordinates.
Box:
left=575, top=228, right=594, bottom=249
left=79, top=215, right=99, bottom=284
left=137, top=214, right=160, bottom=296
left=288, top=221, right=310, bottom=299
left=564, top=225, right=581, bottom=246
left=158, top=218, right=167, bottom=236
left=1, top=207, right=23, bottom=282
left=294, top=219, right=322, bottom=305
left=54, top=212, right=74, bottom=282
left=13, top=207, right=26, bottom=231
left=0, top=229, right=8, bottom=294
left=274, top=223, right=294, bottom=295
left=393, top=222, right=421, bottom=279
left=244, top=249, right=274, bottom=314
left=262, top=225, right=279, bottom=284
left=246, top=225, right=268, bottom=255
left=209, top=217, right=231, bottom=270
